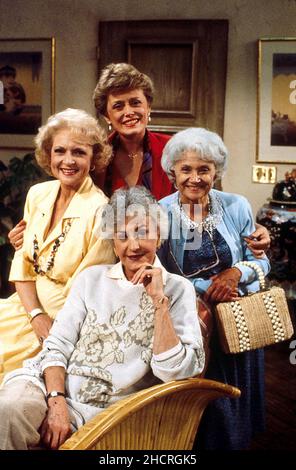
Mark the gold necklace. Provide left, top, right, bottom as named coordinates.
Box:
left=127, top=149, right=143, bottom=160
left=127, top=151, right=137, bottom=160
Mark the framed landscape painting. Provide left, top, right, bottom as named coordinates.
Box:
left=0, top=38, right=55, bottom=149
left=257, top=38, right=296, bottom=164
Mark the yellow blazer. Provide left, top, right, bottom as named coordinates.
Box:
left=9, top=175, right=115, bottom=310
left=0, top=176, right=115, bottom=380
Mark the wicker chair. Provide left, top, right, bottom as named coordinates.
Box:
left=59, top=377, right=240, bottom=450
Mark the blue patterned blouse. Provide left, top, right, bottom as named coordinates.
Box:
left=182, top=228, right=232, bottom=278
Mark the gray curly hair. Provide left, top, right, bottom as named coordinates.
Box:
left=161, top=127, right=228, bottom=180
left=100, top=186, right=168, bottom=242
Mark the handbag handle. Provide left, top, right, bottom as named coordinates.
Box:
left=234, top=261, right=266, bottom=290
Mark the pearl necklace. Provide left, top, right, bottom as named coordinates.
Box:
left=176, top=193, right=223, bottom=236
left=33, top=219, right=72, bottom=275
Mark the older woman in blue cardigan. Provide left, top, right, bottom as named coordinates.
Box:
left=157, top=127, right=270, bottom=450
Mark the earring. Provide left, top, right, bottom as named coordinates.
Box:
left=148, top=115, right=151, bottom=123
left=90, top=165, right=95, bottom=172
left=108, top=123, right=112, bottom=132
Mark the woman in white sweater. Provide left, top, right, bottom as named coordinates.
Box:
left=0, top=186, right=204, bottom=450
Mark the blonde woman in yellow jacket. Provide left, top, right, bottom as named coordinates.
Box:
left=0, top=109, right=116, bottom=382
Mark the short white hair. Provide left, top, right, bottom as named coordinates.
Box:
left=161, top=127, right=228, bottom=180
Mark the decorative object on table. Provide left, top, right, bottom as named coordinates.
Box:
left=256, top=168, right=296, bottom=301
left=257, top=38, right=296, bottom=164
left=215, top=261, right=294, bottom=354
left=272, top=168, right=296, bottom=202
left=0, top=37, right=55, bottom=149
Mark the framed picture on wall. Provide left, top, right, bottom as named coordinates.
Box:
left=257, top=38, right=296, bottom=164
left=0, top=38, right=55, bottom=149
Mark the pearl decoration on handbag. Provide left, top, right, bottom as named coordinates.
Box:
left=234, top=260, right=266, bottom=290
left=228, top=261, right=285, bottom=351
left=262, top=292, right=285, bottom=342
left=230, top=300, right=251, bottom=352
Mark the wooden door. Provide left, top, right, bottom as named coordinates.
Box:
left=98, top=20, right=228, bottom=137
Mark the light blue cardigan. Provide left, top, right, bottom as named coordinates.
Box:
left=158, top=189, right=270, bottom=296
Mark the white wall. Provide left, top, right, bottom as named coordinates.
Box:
left=1, top=0, right=296, bottom=214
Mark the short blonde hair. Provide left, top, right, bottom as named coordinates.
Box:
left=93, top=63, right=154, bottom=116
left=35, top=108, right=112, bottom=176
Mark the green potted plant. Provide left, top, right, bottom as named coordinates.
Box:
left=0, top=153, right=50, bottom=296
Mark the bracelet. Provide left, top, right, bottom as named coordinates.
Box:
left=46, top=391, right=66, bottom=403
left=234, top=261, right=265, bottom=289
left=154, top=295, right=169, bottom=309
left=27, top=307, right=44, bottom=322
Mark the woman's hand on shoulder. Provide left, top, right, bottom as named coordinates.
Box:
left=131, top=263, right=165, bottom=306
left=244, top=223, right=270, bottom=258
left=8, top=219, right=26, bottom=250
left=31, top=314, right=53, bottom=345
left=204, top=267, right=241, bottom=303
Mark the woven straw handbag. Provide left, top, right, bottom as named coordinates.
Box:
left=215, top=261, right=294, bottom=354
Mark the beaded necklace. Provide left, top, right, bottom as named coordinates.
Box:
left=33, top=219, right=72, bottom=275
left=176, top=192, right=223, bottom=237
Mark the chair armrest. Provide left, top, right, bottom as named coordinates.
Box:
left=60, top=377, right=240, bottom=450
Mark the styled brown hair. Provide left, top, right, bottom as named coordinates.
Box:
left=93, top=63, right=154, bottom=116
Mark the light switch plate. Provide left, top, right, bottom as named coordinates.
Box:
left=252, top=165, right=277, bottom=184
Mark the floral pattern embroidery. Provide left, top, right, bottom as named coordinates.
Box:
left=68, top=292, right=155, bottom=405
left=77, top=376, right=113, bottom=407
left=123, top=292, right=155, bottom=363
left=69, top=307, right=125, bottom=370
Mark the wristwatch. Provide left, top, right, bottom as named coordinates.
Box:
left=27, top=307, right=44, bottom=322
left=46, top=391, right=66, bottom=402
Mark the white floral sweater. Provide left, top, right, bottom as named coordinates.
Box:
left=4, top=258, right=204, bottom=426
